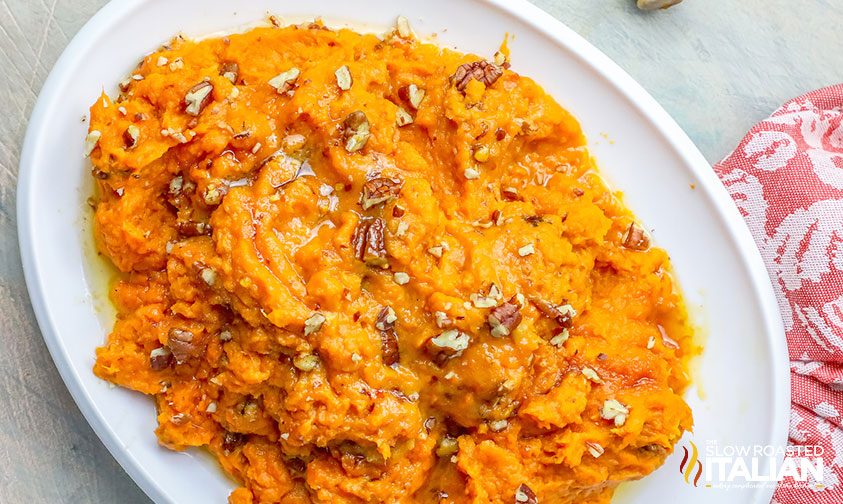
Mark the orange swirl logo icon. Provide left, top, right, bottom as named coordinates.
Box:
left=679, top=441, right=703, bottom=487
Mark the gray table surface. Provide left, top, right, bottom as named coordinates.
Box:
left=1, top=0, right=840, bottom=502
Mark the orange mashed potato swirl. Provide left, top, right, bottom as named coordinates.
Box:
left=88, top=20, right=694, bottom=504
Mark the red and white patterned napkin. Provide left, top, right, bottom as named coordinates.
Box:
left=713, top=84, right=843, bottom=503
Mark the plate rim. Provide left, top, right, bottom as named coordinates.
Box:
left=17, top=0, right=790, bottom=502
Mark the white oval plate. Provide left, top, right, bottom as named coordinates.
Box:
left=18, top=0, right=789, bottom=502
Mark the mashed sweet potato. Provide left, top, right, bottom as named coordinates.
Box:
left=88, top=19, right=694, bottom=504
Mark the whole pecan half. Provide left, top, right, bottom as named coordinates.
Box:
left=377, top=306, right=400, bottom=366
left=451, top=60, right=503, bottom=93
left=488, top=299, right=522, bottom=338
left=360, top=177, right=403, bottom=210
left=351, top=217, right=388, bottom=267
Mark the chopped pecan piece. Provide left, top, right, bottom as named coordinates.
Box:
left=493, top=51, right=507, bottom=67
left=219, top=62, right=239, bottom=83
left=464, top=168, right=480, bottom=180
left=260, top=150, right=315, bottom=189
left=517, top=243, right=535, bottom=257
left=586, top=441, right=604, bottom=458
left=488, top=299, right=522, bottom=337
left=377, top=306, right=400, bottom=366
left=523, top=215, right=544, bottom=227
left=601, top=399, right=630, bottom=427
left=514, top=483, right=537, bottom=504
left=658, top=324, right=680, bottom=349
left=434, top=311, right=452, bottom=329
left=395, top=107, right=414, bottom=127
left=170, top=413, right=190, bottom=425
left=380, top=328, right=400, bottom=367
left=427, top=329, right=470, bottom=362
left=436, top=436, right=459, bottom=457
left=167, top=175, right=190, bottom=207
left=268, top=68, right=300, bottom=94
left=395, top=15, right=413, bottom=39
left=222, top=431, right=248, bottom=454
left=639, top=443, right=666, bottom=455
left=489, top=419, right=508, bottom=432
left=501, top=187, right=520, bottom=201
left=304, top=313, right=327, bottom=336
left=84, top=130, right=101, bottom=157
left=343, top=111, right=371, bottom=152
left=530, top=297, right=576, bottom=329
left=167, top=328, right=198, bottom=363
left=200, top=267, right=217, bottom=285
left=451, top=60, right=503, bottom=92
left=623, top=223, right=650, bottom=251
left=335, top=65, right=353, bottom=91
left=530, top=298, right=555, bottom=318
left=184, top=81, right=213, bottom=116
left=473, top=144, right=490, bottom=163
left=399, top=84, right=425, bottom=109
left=123, top=125, right=140, bottom=149
left=352, top=217, right=388, bottom=267
left=149, top=347, right=173, bottom=370
left=549, top=328, right=570, bottom=348
left=203, top=182, right=227, bottom=206
left=581, top=366, right=603, bottom=384
left=177, top=220, right=211, bottom=237
left=293, top=353, right=320, bottom=372
left=238, top=398, right=259, bottom=418
left=360, top=177, right=403, bottom=210
left=376, top=306, right=398, bottom=330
